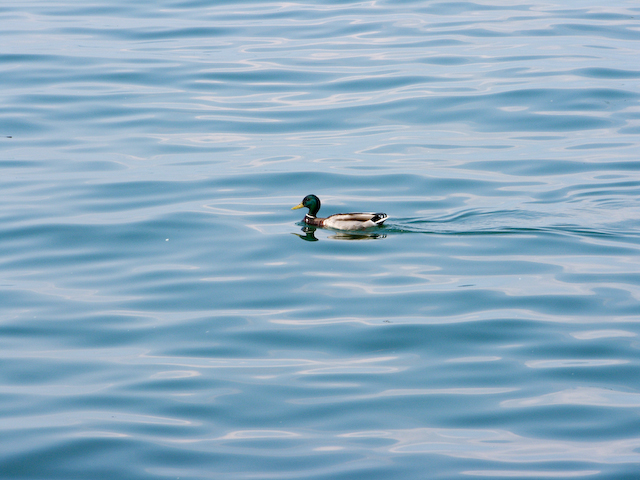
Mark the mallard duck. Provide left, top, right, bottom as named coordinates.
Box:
left=292, top=194, right=388, bottom=231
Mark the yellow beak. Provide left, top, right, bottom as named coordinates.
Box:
left=292, top=203, right=304, bottom=210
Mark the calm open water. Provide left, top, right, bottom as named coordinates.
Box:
left=2, top=1, right=640, bottom=479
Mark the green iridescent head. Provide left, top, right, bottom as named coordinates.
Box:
left=292, top=194, right=321, bottom=216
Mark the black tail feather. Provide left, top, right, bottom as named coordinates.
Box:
left=371, top=213, right=388, bottom=225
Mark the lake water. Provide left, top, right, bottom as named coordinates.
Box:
left=2, top=1, right=640, bottom=478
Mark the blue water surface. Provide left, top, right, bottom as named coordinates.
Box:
left=2, top=1, right=640, bottom=479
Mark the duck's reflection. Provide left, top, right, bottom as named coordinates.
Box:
left=294, top=226, right=319, bottom=242
left=294, top=225, right=387, bottom=241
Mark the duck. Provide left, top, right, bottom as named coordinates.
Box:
left=292, top=194, right=388, bottom=231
